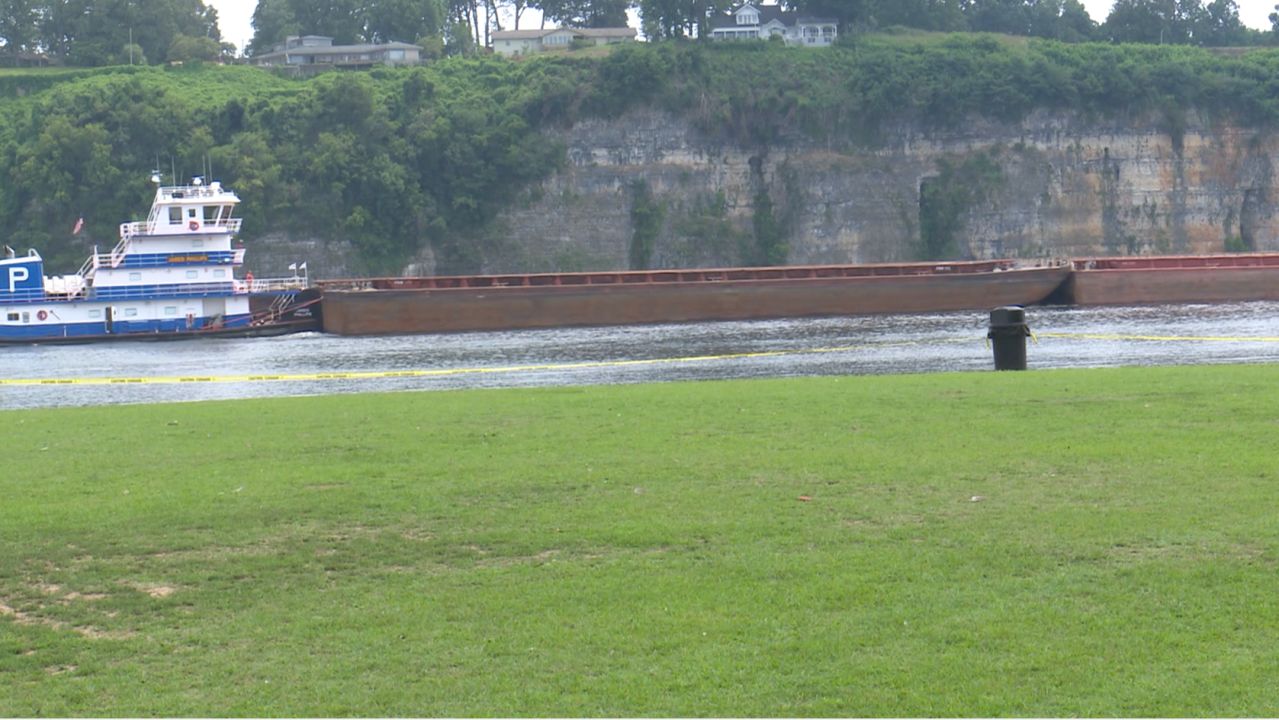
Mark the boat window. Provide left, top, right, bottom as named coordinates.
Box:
left=21, top=312, right=29, bottom=323
left=192, top=239, right=204, bottom=249
left=6, top=312, right=17, bottom=321
left=203, top=205, right=218, bottom=222
left=89, top=309, right=102, bottom=319
left=188, top=208, right=197, bottom=219
left=169, top=207, right=182, bottom=224
left=165, top=306, right=178, bottom=315
left=213, top=269, right=227, bottom=278
left=124, top=308, right=138, bottom=317
left=129, top=272, right=142, bottom=282
left=186, top=270, right=199, bottom=279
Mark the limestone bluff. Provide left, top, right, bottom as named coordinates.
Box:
left=439, top=108, right=1277, bottom=276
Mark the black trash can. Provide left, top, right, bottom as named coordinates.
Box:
left=987, top=306, right=1029, bottom=371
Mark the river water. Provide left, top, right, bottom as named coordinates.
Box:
left=2, top=301, right=1278, bottom=411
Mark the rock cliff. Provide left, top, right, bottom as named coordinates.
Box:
left=455, top=108, right=1279, bottom=274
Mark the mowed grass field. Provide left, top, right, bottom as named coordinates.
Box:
left=2, top=365, right=1279, bottom=716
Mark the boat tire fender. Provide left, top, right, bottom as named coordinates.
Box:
left=189, top=220, right=200, bottom=231
left=37, top=310, right=48, bottom=321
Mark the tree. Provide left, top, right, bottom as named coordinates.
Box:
left=249, top=0, right=300, bottom=54
left=962, top=0, right=1097, bottom=41
left=167, top=33, right=221, bottom=61
left=1103, top=0, right=1204, bottom=45
left=538, top=0, right=631, bottom=28
left=1196, top=0, right=1248, bottom=45
left=866, top=0, right=966, bottom=32
left=365, top=0, right=446, bottom=43
left=638, top=0, right=729, bottom=39
left=783, top=0, right=868, bottom=29
left=0, top=0, right=40, bottom=56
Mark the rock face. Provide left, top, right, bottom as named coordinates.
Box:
left=464, top=108, right=1279, bottom=274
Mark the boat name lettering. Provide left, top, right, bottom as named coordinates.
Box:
left=168, top=254, right=209, bottom=264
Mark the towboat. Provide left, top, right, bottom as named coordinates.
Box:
left=1, top=176, right=320, bottom=344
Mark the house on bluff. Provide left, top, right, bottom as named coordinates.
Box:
left=708, top=2, right=838, bottom=46
left=492, top=27, right=637, bottom=56
left=251, top=36, right=422, bottom=73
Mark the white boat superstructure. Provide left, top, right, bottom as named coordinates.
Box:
left=1, top=176, right=311, bottom=342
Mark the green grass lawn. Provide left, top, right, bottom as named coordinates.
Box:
left=2, top=365, right=1278, bottom=716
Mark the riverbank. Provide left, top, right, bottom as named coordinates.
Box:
left=3, top=366, right=1279, bottom=715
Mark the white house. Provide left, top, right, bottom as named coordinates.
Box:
left=492, top=27, right=637, bottom=56
left=708, top=3, right=837, bottom=46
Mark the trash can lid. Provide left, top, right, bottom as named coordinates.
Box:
left=989, top=306, right=1026, bottom=326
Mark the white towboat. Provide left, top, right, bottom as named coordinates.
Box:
left=1, top=175, right=319, bottom=343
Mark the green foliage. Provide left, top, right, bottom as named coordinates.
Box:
left=747, top=188, right=788, bottom=266
left=628, top=179, right=663, bottom=270
left=667, top=191, right=742, bottom=266
left=919, top=150, right=1005, bottom=260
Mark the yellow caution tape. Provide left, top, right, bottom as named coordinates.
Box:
left=1, top=338, right=975, bottom=387
left=4, top=333, right=1272, bottom=387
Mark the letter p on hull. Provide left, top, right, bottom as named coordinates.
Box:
left=7, top=267, right=28, bottom=293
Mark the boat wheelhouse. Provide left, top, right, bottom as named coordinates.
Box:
left=1, top=176, right=315, bottom=343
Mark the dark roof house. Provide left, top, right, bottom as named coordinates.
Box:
left=251, top=36, right=421, bottom=73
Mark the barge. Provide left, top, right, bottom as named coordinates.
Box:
left=1063, top=253, right=1279, bottom=306
left=318, top=260, right=1070, bottom=336
left=1, top=175, right=319, bottom=344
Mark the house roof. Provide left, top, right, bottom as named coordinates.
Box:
left=574, top=27, right=637, bottom=38
left=492, top=27, right=635, bottom=41
left=254, top=41, right=420, bottom=60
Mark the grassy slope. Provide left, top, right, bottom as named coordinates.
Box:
left=2, top=365, right=1278, bottom=715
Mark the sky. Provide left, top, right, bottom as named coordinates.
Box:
left=205, top=0, right=1277, bottom=54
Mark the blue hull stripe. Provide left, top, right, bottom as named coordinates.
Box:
left=0, top=314, right=253, bottom=341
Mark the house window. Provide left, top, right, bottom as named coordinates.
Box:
left=738, top=11, right=758, bottom=24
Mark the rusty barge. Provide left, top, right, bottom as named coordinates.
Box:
left=317, top=260, right=1071, bottom=336
left=1065, top=253, right=1279, bottom=306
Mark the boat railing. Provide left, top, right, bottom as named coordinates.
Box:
left=76, top=248, right=101, bottom=278
left=119, top=218, right=242, bottom=241
left=87, top=282, right=238, bottom=300
left=239, top=276, right=310, bottom=294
